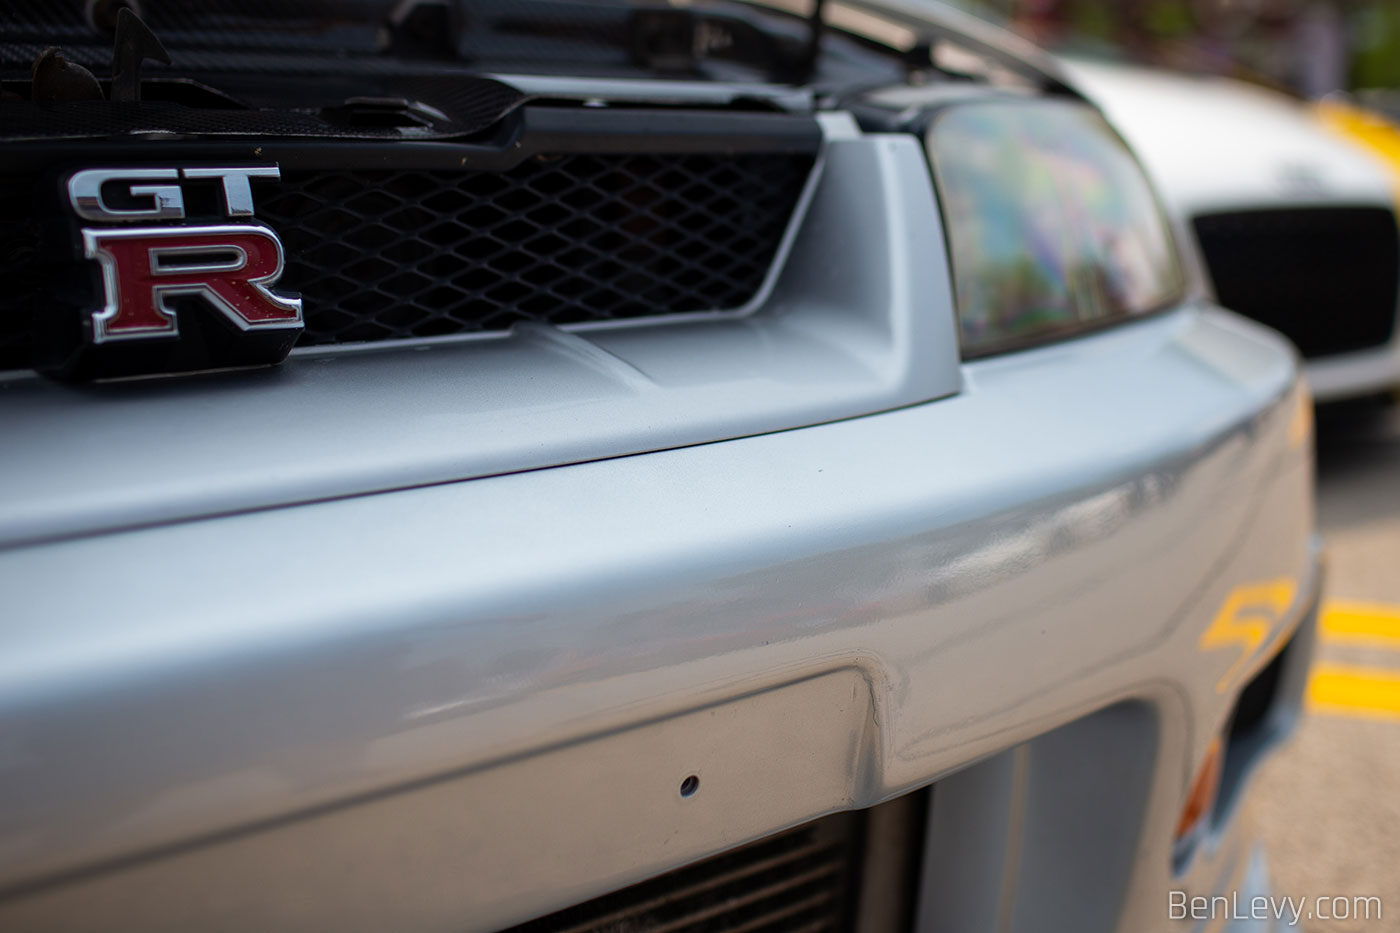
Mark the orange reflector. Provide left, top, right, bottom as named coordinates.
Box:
left=1175, top=737, right=1223, bottom=841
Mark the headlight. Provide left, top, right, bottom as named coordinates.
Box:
left=925, top=99, right=1185, bottom=357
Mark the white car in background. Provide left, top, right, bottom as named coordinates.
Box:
left=1063, top=58, right=1400, bottom=403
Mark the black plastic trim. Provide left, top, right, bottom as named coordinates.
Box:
left=0, top=105, right=822, bottom=174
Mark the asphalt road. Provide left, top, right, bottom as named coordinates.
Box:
left=1252, top=398, right=1400, bottom=932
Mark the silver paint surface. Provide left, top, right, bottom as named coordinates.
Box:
left=0, top=304, right=1315, bottom=931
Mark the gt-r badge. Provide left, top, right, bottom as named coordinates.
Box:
left=38, top=165, right=302, bottom=381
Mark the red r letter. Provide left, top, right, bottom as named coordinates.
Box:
left=81, top=225, right=302, bottom=343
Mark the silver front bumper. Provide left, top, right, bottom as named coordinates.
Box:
left=0, top=305, right=1317, bottom=932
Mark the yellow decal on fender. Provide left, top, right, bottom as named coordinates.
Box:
left=1287, top=381, right=1314, bottom=450
left=1199, top=580, right=1298, bottom=694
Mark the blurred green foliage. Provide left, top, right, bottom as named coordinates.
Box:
left=1352, top=2, right=1400, bottom=89
left=956, top=0, right=1400, bottom=93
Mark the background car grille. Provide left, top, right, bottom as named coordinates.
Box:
left=500, top=813, right=863, bottom=933
left=0, top=150, right=814, bottom=370
left=1193, top=207, right=1400, bottom=359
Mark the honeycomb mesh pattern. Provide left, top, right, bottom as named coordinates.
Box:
left=0, top=152, right=813, bottom=369
left=263, top=153, right=813, bottom=346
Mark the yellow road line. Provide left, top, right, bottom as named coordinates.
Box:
left=1308, top=663, right=1400, bottom=721
left=1320, top=600, right=1400, bottom=650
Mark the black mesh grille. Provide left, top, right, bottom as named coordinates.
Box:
left=1193, top=207, right=1400, bottom=359
left=0, top=151, right=813, bottom=370
left=0, top=175, right=37, bottom=371
left=268, top=153, right=809, bottom=344
left=500, top=813, right=863, bottom=933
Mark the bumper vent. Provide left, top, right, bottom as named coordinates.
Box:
left=501, top=813, right=863, bottom=933
left=1193, top=207, right=1400, bottom=359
